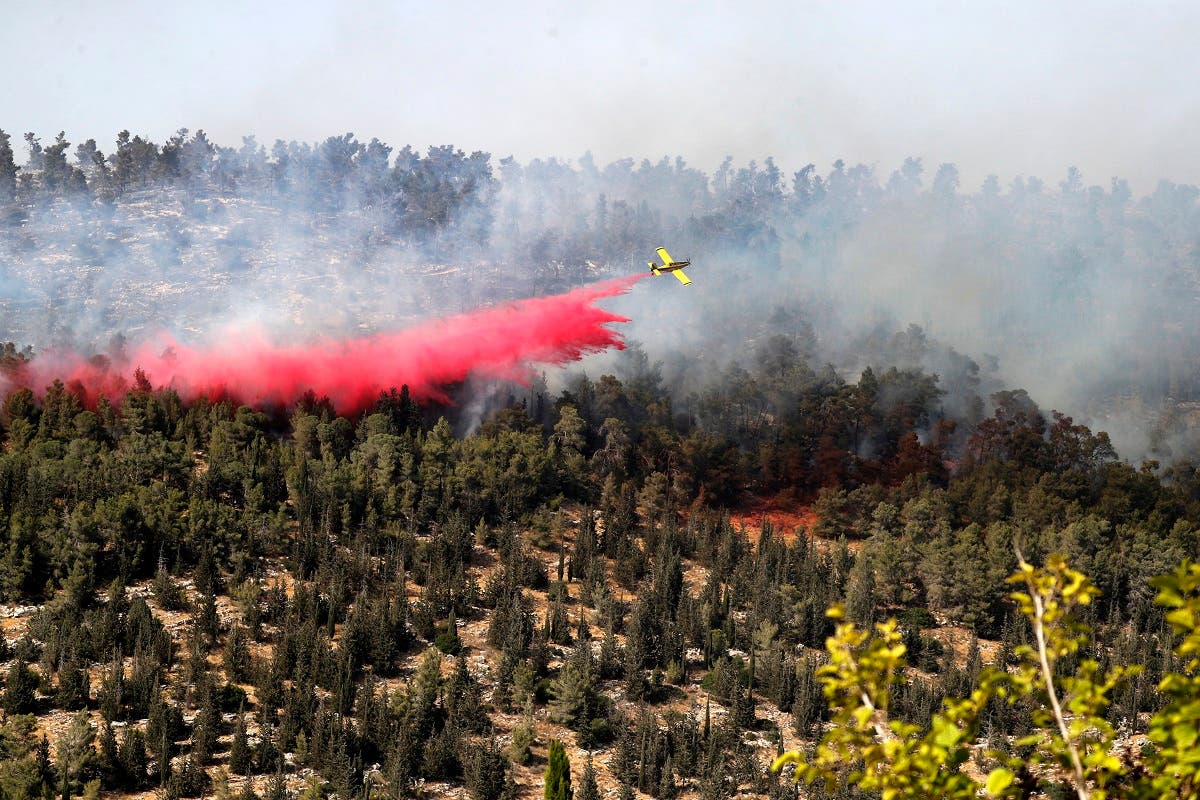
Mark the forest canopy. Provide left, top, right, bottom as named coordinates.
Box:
left=1, top=126, right=1200, bottom=799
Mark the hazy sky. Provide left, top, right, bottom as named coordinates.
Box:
left=3, top=0, right=1197, bottom=192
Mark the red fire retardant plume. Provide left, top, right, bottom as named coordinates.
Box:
left=17, top=274, right=646, bottom=414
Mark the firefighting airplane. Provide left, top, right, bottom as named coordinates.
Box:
left=648, top=246, right=692, bottom=285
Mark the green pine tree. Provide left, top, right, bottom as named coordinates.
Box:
left=549, top=647, right=597, bottom=731
left=466, top=736, right=510, bottom=800
left=543, top=739, right=572, bottom=800
left=229, top=708, right=250, bottom=775
left=576, top=755, right=600, bottom=800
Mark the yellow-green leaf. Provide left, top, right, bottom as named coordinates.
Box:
left=985, top=767, right=1014, bottom=796
left=771, top=751, right=801, bottom=773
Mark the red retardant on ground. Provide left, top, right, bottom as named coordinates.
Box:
left=15, top=274, right=646, bottom=414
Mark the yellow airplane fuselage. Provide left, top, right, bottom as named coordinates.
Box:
left=649, top=246, right=692, bottom=285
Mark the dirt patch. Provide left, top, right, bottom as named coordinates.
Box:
left=923, top=625, right=1002, bottom=668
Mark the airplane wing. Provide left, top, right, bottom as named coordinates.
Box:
left=672, top=269, right=692, bottom=286
left=656, top=247, right=673, bottom=265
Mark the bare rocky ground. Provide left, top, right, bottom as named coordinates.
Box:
left=5, top=503, right=1154, bottom=800
left=0, top=505, right=1044, bottom=800
left=1, top=506, right=873, bottom=800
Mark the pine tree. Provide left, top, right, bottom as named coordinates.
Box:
left=56, top=653, right=91, bottom=710
left=623, top=631, right=649, bottom=700
left=224, top=625, right=253, bottom=683
left=0, top=128, right=17, bottom=202
left=466, top=736, right=510, bottom=800
left=445, top=656, right=487, bottom=733
left=57, top=711, right=98, bottom=800
left=229, top=708, right=251, bottom=775
left=298, top=777, right=327, bottom=800
left=167, top=755, right=209, bottom=798
left=791, top=655, right=824, bottom=738
left=97, top=722, right=119, bottom=788
left=435, top=609, right=463, bottom=654
left=657, top=754, right=678, bottom=799
left=612, top=723, right=637, bottom=786
left=117, top=727, right=148, bottom=790
left=253, top=723, right=280, bottom=775
left=405, top=648, right=443, bottom=741
left=509, top=708, right=535, bottom=765
left=191, top=682, right=220, bottom=766
left=576, top=607, right=591, bottom=642
left=549, top=646, right=597, bottom=731
left=576, top=755, right=600, bottom=800
left=192, top=592, right=219, bottom=651
left=264, top=768, right=287, bottom=800
left=699, top=753, right=731, bottom=800
left=420, top=724, right=461, bottom=780
left=37, top=733, right=53, bottom=788
left=544, top=739, right=572, bottom=800
left=239, top=779, right=262, bottom=800
left=599, top=622, right=622, bottom=679
left=152, top=560, right=187, bottom=611
left=844, top=550, right=877, bottom=625
left=2, top=660, right=38, bottom=714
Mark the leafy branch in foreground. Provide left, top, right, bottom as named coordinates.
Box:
left=1006, top=553, right=1137, bottom=800
left=1008, top=554, right=1137, bottom=800
left=1143, top=562, right=1200, bottom=799
left=775, top=554, right=1200, bottom=800
left=772, top=606, right=1008, bottom=800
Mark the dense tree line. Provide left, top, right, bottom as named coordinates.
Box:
left=4, top=126, right=1197, bottom=273
left=1, top=326, right=1199, bottom=797
left=4, top=125, right=1200, bottom=467
left=0, top=129, right=494, bottom=250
